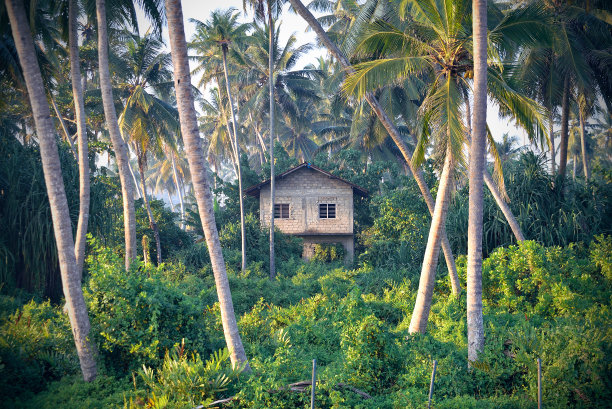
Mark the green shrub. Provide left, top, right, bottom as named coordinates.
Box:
left=85, top=239, right=213, bottom=374
left=126, top=341, right=243, bottom=409
left=0, top=299, right=78, bottom=398
left=340, top=314, right=401, bottom=392
left=312, top=243, right=345, bottom=262
left=4, top=374, right=134, bottom=409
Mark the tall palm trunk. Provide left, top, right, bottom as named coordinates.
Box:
left=558, top=75, right=570, bottom=177
left=467, top=0, right=486, bottom=362
left=572, top=151, right=577, bottom=180
left=69, top=0, right=90, bottom=279
left=96, top=0, right=137, bottom=269
left=287, top=0, right=461, bottom=295
left=136, top=150, right=162, bottom=265
left=222, top=47, right=247, bottom=272
left=6, top=0, right=97, bottom=381
left=268, top=4, right=276, bottom=279
left=165, top=0, right=249, bottom=370
left=171, top=152, right=185, bottom=229
left=579, top=109, right=591, bottom=180
left=409, top=147, right=455, bottom=333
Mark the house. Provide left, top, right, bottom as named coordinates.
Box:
left=245, top=162, right=368, bottom=263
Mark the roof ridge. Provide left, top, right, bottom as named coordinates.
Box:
left=244, top=162, right=369, bottom=197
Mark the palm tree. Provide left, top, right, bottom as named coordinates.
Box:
left=495, top=133, right=522, bottom=164
left=467, top=0, right=487, bottom=363
left=6, top=0, right=97, bottom=382
left=95, top=0, right=137, bottom=268
left=117, top=32, right=179, bottom=264
left=287, top=0, right=462, bottom=297
left=165, top=0, right=250, bottom=371
left=343, top=0, right=548, bottom=333
left=190, top=9, right=250, bottom=272
left=243, top=0, right=284, bottom=279
left=68, top=0, right=90, bottom=279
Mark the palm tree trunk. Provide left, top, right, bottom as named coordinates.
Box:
left=287, top=0, right=461, bottom=295
left=96, top=0, right=137, bottom=269
left=268, top=4, right=276, bottom=279
left=171, top=152, right=185, bottom=229
left=167, top=190, right=175, bottom=212
left=50, top=94, right=79, bottom=161
left=549, top=110, right=556, bottom=174
left=579, top=109, right=591, bottom=180
left=165, top=0, right=249, bottom=370
left=558, top=75, right=570, bottom=177
left=409, top=147, right=454, bottom=334
left=128, top=159, right=142, bottom=199
left=482, top=171, right=524, bottom=242
left=222, top=48, right=247, bottom=273
left=69, top=0, right=90, bottom=279
left=572, top=151, right=577, bottom=180
left=137, top=151, right=162, bottom=265
left=467, top=0, right=486, bottom=362
left=465, top=98, right=525, bottom=243
left=6, top=0, right=97, bottom=381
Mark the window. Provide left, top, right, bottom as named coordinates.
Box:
left=319, top=203, right=336, bottom=219
left=274, top=203, right=289, bottom=219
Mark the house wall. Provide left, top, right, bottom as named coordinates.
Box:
left=259, top=167, right=354, bottom=235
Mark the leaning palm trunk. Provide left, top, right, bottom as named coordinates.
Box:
left=465, top=100, right=525, bottom=243
left=96, top=0, right=137, bottom=268
left=268, top=4, right=276, bottom=279
left=6, top=0, right=97, bottom=381
left=50, top=94, right=79, bottom=161
left=467, top=0, right=487, bottom=362
left=409, top=148, right=455, bottom=333
left=558, top=76, right=570, bottom=177
left=287, top=0, right=461, bottom=295
left=136, top=151, right=162, bottom=265
left=69, top=0, right=90, bottom=279
left=579, top=109, right=590, bottom=180
left=128, top=160, right=142, bottom=199
left=170, top=152, right=185, bottom=229
left=549, top=110, right=556, bottom=174
left=165, top=0, right=249, bottom=370
left=222, top=47, right=247, bottom=272
left=482, top=171, right=524, bottom=242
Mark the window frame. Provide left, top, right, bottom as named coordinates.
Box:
left=319, top=203, right=336, bottom=219
left=274, top=203, right=290, bottom=219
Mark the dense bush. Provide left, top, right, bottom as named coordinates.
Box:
left=311, top=243, right=345, bottom=262
left=2, top=237, right=611, bottom=408
left=126, top=342, right=242, bottom=409
left=359, top=186, right=429, bottom=270
left=0, top=299, right=78, bottom=399
left=85, top=239, right=215, bottom=374
left=447, top=153, right=612, bottom=256
left=135, top=198, right=193, bottom=264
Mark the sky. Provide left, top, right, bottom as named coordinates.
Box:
left=136, top=0, right=528, bottom=146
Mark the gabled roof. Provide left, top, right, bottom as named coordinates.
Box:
left=245, top=162, right=369, bottom=197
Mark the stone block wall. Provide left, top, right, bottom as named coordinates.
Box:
left=259, top=167, right=353, bottom=235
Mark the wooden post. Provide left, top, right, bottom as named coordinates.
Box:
left=311, top=359, right=317, bottom=409
left=428, top=360, right=437, bottom=408
left=537, top=358, right=542, bottom=409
